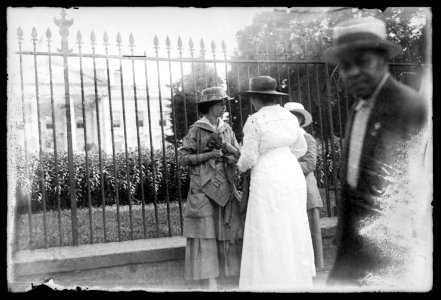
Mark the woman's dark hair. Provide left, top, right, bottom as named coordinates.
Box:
left=197, top=100, right=222, bottom=115
left=292, top=112, right=305, bottom=126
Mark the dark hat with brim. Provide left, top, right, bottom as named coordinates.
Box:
left=240, top=76, right=288, bottom=96
left=323, top=17, right=402, bottom=64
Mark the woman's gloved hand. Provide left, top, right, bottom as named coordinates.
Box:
left=221, top=142, right=240, bottom=159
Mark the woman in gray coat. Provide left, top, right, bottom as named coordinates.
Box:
left=285, top=102, right=325, bottom=270
left=178, top=87, right=242, bottom=289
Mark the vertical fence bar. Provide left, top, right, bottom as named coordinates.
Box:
left=333, top=76, right=344, bottom=151
left=117, top=32, right=134, bottom=240
left=315, top=65, right=331, bottom=216
left=284, top=47, right=293, bottom=102
left=177, top=37, right=188, bottom=133
left=54, top=10, right=78, bottom=246
left=77, top=30, right=94, bottom=244
left=324, top=63, right=340, bottom=216
left=104, top=32, right=121, bottom=241
left=211, top=40, right=218, bottom=86
left=276, top=49, right=283, bottom=106
left=188, top=38, right=199, bottom=119
left=222, top=41, right=233, bottom=125
left=154, top=36, right=172, bottom=236
left=166, top=36, right=183, bottom=235
left=255, top=40, right=260, bottom=76
left=17, top=27, right=33, bottom=249
left=296, top=63, right=302, bottom=104
left=189, top=39, right=199, bottom=118
left=31, top=27, right=48, bottom=248
left=246, top=59, right=253, bottom=115
left=143, top=51, right=159, bottom=237
left=264, top=39, right=270, bottom=76
left=200, top=39, right=207, bottom=89
left=235, top=64, right=244, bottom=131
left=91, top=31, right=109, bottom=242
left=129, top=33, right=147, bottom=238
left=47, top=28, right=63, bottom=246
left=305, top=64, right=313, bottom=135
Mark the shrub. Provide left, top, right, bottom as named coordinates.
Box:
left=14, top=139, right=339, bottom=213
left=14, top=146, right=191, bottom=213
left=315, top=135, right=342, bottom=188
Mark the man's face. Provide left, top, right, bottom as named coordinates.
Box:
left=337, top=49, right=387, bottom=99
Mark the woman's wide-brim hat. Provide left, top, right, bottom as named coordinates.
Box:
left=240, top=76, right=288, bottom=96
left=284, top=102, right=312, bottom=127
left=197, top=86, right=234, bottom=104
left=323, top=17, right=402, bottom=64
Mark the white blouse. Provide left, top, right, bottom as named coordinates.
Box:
left=237, top=104, right=307, bottom=172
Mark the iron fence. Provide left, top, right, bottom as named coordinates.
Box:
left=11, top=9, right=424, bottom=250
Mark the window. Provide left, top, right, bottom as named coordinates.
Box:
left=46, top=119, right=53, bottom=129
left=77, top=120, right=84, bottom=128
left=113, top=113, right=121, bottom=128
left=159, top=119, right=166, bottom=127
left=137, top=119, right=144, bottom=127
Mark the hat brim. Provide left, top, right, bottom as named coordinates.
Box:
left=239, top=90, right=289, bottom=96
left=196, top=96, right=235, bottom=104
left=289, top=109, right=313, bottom=127
left=323, top=40, right=402, bottom=64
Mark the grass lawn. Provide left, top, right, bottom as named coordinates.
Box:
left=13, top=188, right=336, bottom=251
left=14, top=202, right=184, bottom=251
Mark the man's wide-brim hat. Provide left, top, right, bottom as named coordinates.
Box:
left=240, top=76, right=288, bottom=96
left=197, top=86, right=234, bottom=104
left=323, top=17, right=402, bottom=64
left=284, top=102, right=312, bottom=127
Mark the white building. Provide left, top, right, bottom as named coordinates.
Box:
left=9, top=56, right=175, bottom=155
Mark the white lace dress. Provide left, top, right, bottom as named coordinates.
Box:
left=237, top=104, right=316, bottom=291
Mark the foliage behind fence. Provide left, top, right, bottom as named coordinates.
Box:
left=15, top=140, right=341, bottom=214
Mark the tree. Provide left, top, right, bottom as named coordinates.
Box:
left=165, top=62, right=225, bottom=145
left=226, top=7, right=429, bottom=140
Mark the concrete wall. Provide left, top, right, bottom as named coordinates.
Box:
left=9, top=218, right=337, bottom=292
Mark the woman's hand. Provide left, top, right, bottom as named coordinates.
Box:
left=222, top=142, right=240, bottom=159
left=224, top=155, right=238, bottom=165
left=210, top=148, right=223, bottom=159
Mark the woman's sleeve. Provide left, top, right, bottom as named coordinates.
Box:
left=178, top=127, right=212, bottom=166
left=237, top=116, right=260, bottom=172
left=298, top=134, right=317, bottom=174
left=289, top=127, right=308, bottom=160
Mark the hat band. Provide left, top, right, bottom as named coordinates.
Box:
left=335, top=32, right=386, bottom=46
left=250, top=81, right=277, bottom=92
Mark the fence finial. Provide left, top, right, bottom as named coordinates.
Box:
left=46, top=28, right=52, bottom=40
left=76, top=30, right=82, bottom=43
left=54, top=8, right=73, bottom=53
left=90, top=30, right=96, bottom=44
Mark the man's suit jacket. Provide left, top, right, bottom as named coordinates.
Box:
left=328, top=74, right=428, bottom=285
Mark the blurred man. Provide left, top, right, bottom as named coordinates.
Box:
left=323, top=17, right=430, bottom=289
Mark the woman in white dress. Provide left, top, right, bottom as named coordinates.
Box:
left=237, top=76, right=316, bottom=291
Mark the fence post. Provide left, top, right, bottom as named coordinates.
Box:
left=54, top=9, right=78, bottom=245
left=324, top=62, right=340, bottom=217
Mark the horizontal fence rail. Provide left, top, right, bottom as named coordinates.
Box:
left=11, top=9, right=425, bottom=250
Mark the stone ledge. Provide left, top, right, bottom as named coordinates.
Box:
left=13, top=236, right=186, bottom=277
left=13, top=217, right=338, bottom=278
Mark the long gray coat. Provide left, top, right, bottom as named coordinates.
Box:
left=298, top=132, right=323, bottom=210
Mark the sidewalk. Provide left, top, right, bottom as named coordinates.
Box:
left=11, top=217, right=338, bottom=292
